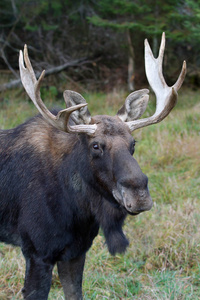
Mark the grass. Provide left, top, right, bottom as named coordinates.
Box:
left=0, top=85, right=199, bottom=299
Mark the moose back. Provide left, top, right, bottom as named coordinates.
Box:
left=0, top=33, right=186, bottom=299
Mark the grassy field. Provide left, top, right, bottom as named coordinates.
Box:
left=0, top=85, right=199, bottom=299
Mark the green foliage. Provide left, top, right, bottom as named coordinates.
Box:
left=88, top=0, right=192, bottom=39
left=87, top=0, right=200, bottom=77
left=41, top=85, right=58, bottom=101
left=1, top=0, right=200, bottom=87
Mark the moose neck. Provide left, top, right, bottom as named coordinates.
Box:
left=60, top=134, right=129, bottom=255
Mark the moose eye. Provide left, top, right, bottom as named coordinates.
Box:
left=93, top=143, right=100, bottom=150
left=91, top=142, right=104, bottom=158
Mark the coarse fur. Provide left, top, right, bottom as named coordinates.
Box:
left=0, top=110, right=152, bottom=300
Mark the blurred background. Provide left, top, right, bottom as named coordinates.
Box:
left=0, top=0, right=200, bottom=92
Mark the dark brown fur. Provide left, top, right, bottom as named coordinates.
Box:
left=0, top=111, right=152, bottom=300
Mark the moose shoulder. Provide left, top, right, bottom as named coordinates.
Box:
left=0, top=33, right=186, bottom=300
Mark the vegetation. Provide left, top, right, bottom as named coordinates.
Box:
left=1, top=0, right=200, bottom=90
left=0, top=85, right=199, bottom=299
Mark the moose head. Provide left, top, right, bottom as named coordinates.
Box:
left=19, top=33, right=186, bottom=217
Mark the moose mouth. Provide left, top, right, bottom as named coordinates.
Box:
left=112, top=183, right=153, bottom=214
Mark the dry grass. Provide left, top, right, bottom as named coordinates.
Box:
left=0, top=87, right=199, bottom=299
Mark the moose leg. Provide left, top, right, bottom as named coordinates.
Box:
left=22, top=256, right=53, bottom=300
left=57, top=254, right=86, bottom=300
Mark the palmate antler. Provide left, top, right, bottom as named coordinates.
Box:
left=19, top=33, right=186, bottom=135
left=19, top=45, right=96, bottom=134
left=126, top=32, right=186, bottom=131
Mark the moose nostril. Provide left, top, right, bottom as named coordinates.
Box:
left=127, top=203, right=132, bottom=208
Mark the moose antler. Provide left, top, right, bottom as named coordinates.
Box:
left=19, top=45, right=96, bottom=134
left=127, top=32, right=186, bottom=131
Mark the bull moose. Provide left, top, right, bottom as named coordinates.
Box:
left=0, top=33, right=186, bottom=299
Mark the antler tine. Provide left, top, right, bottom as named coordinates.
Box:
left=127, top=33, right=186, bottom=132
left=173, top=60, right=186, bottom=91
left=158, top=31, right=165, bottom=64
left=19, top=45, right=96, bottom=134
left=19, top=45, right=62, bottom=129
left=24, top=44, right=37, bottom=84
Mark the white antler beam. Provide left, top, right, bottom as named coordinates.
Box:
left=19, top=45, right=96, bottom=134
left=127, top=33, right=186, bottom=132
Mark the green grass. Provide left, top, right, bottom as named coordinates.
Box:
left=0, top=86, right=199, bottom=299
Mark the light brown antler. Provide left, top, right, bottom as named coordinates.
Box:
left=127, top=32, right=186, bottom=132
left=19, top=45, right=96, bottom=134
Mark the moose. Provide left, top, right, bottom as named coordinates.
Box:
left=0, top=33, right=186, bottom=299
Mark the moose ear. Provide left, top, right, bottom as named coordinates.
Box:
left=117, top=89, right=149, bottom=122
left=63, top=90, right=92, bottom=125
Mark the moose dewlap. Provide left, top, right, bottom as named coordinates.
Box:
left=0, top=33, right=186, bottom=299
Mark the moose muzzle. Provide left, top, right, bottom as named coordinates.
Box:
left=112, top=151, right=153, bottom=214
